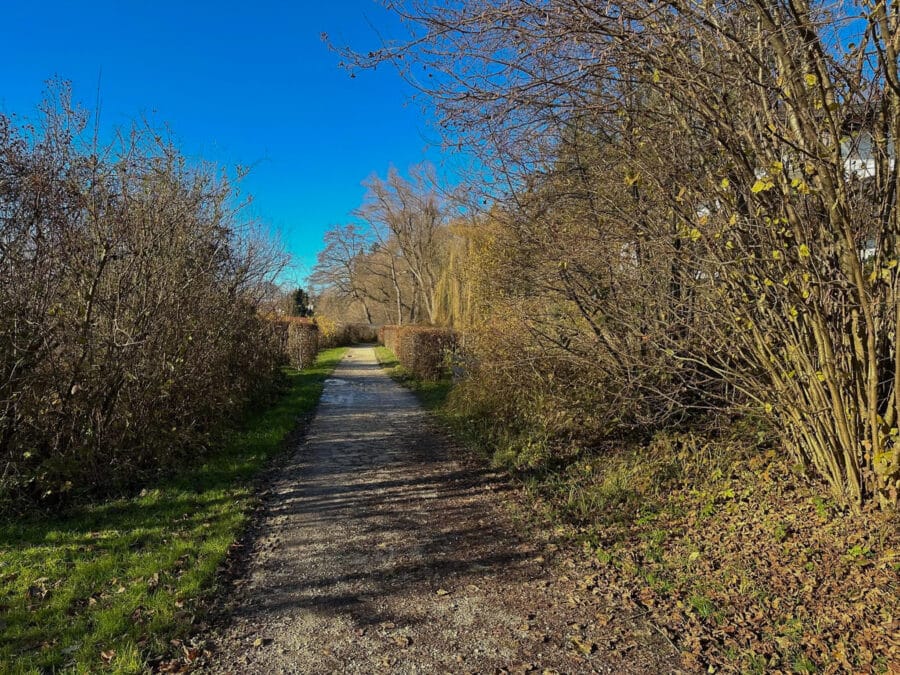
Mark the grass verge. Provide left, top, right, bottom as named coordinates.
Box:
left=0, top=347, right=346, bottom=674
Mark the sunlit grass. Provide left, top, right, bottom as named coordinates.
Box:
left=0, top=348, right=346, bottom=674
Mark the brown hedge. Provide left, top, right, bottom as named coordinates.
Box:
left=380, top=325, right=458, bottom=381
left=276, top=318, right=319, bottom=369
left=317, top=320, right=378, bottom=348
left=380, top=325, right=401, bottom=355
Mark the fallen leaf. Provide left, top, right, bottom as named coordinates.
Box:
left=568, top=636, right=597, bottom=655
left=393, top=635, right=412, bottom=648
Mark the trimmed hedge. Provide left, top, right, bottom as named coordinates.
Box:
left=379, top=325, right=458, bottom=380
left=380, top=325, right=401, bottom=355
left=343, top=323, right=379, bottom=344
left=318, top=318, right=378, bottom=348
left=276, top=318, right=319, bottom=369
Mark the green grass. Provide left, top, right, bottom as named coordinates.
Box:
left=373, top=345, right=453, bottom=411
left=0, top=347, right=346, bottom=674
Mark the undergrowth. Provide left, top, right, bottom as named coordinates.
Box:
left=533, top=432, right=900, bottom=673
left=379, top=344, right=900, bottom=673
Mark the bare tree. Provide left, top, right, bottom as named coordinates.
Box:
left=310, top=224, right=377, bottom=323
left=356, top=164, right=447, bottom=324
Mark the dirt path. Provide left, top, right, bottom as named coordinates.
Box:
left=202, top=346, right=677, bottom=674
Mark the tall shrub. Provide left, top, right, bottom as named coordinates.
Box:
left=0, top=89, right=286, bottom=509
left=349, top=0, right=900, bottom=508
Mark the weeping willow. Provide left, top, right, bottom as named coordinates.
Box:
left=431, top=220, right=484, bottom=328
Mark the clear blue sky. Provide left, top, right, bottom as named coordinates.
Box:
left=0, top=0, right=446, bottom=282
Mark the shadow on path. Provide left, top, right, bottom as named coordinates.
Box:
left=203, top=347, right=674, bottom=674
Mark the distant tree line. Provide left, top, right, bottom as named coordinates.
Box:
left=310, top=163, right=479, bottom=329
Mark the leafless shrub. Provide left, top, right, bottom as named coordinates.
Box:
left=0, top=85, right=286, bottom=510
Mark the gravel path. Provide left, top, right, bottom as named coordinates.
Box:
left=202, top=346, right=676, bottom=674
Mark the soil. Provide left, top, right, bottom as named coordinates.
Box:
left=200, top=346, right=679, bottom=674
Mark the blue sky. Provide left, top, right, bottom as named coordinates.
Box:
left=0, top=0, right=447, bottom=282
